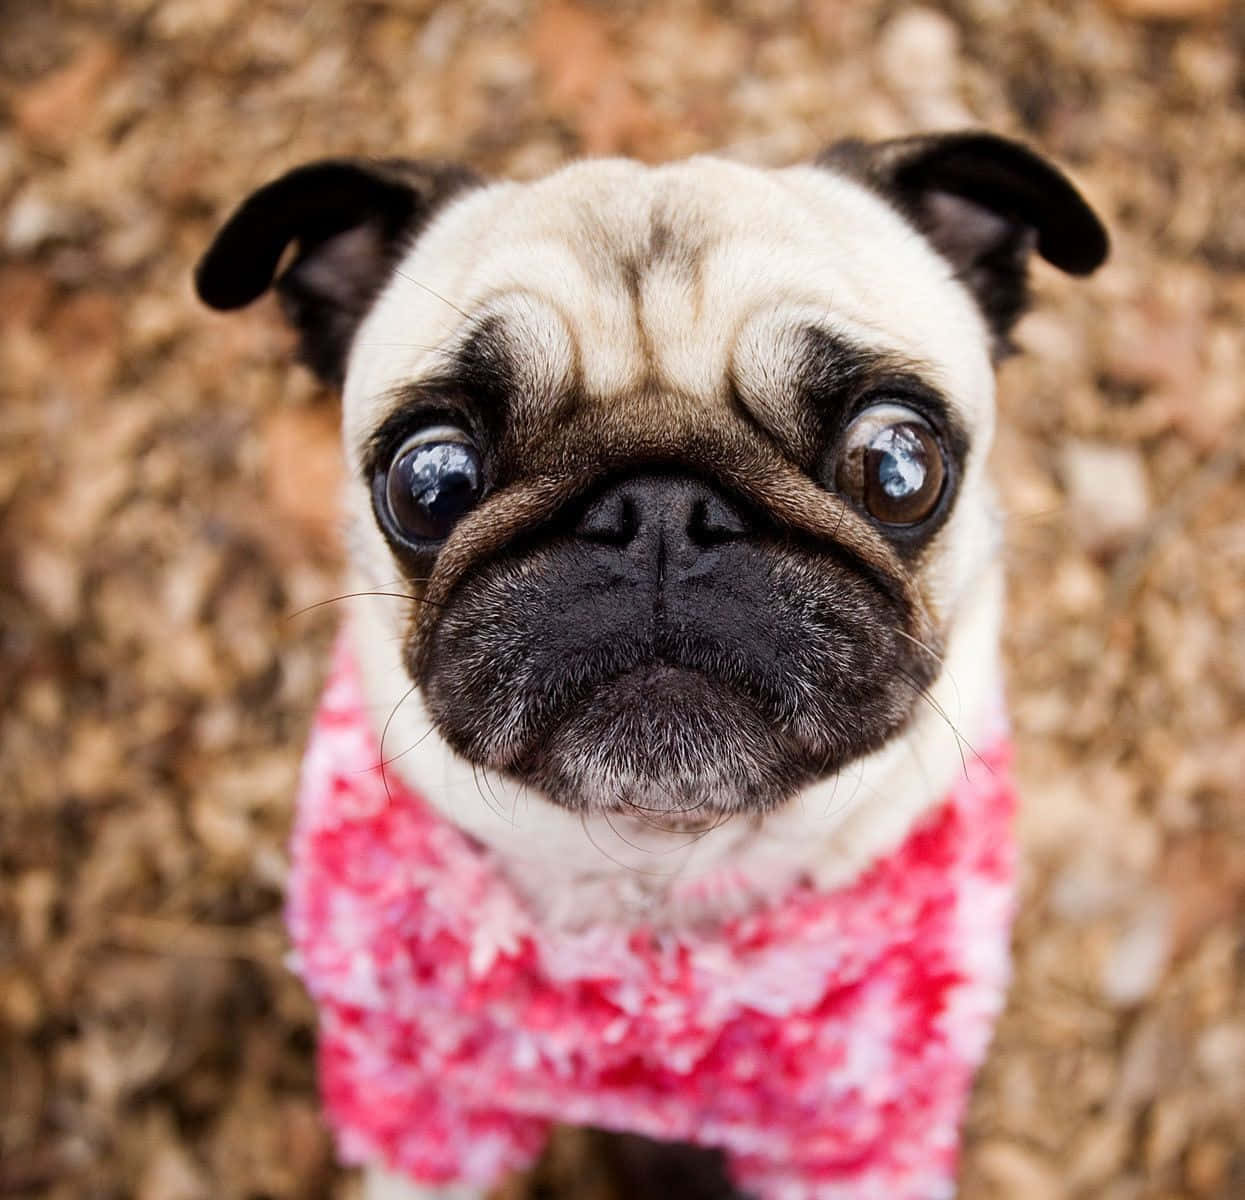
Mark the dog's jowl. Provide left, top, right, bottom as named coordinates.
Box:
left=198, top=133, right=1106, bottom=1200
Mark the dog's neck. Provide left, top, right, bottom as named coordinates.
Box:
left=346, top=559, right=1004, bottom=932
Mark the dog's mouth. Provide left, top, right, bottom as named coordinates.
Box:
left=418, top=542, right=934, bottom=817
left=507, top=660, right=806, bottom=817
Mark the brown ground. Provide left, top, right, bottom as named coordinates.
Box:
left=2, top=1, right=1243, bottom=1197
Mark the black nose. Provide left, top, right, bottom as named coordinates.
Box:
left=574, top=473, right=748, bottom=582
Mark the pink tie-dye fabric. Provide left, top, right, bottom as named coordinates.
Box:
left=287, top=644, right=1017, bottom=1200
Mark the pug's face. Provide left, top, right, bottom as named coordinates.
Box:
left=199, top=136, right=1105, bottom=821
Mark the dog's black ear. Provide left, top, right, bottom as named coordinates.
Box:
left=819, top=132, right=1108, bottom=352
left=195, top=159, right=481, bottom=385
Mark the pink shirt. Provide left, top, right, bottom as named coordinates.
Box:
left=287, top=644, right=1016, bottom=1199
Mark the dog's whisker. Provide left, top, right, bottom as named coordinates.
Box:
left=578, top=811, right=674, bottom=878
left=390, top=266, right=473, bottom=320
left=891, top=667, right=994, bottom=779
left=372, top=721, right=438, bottom=771
left=616, top=788, right=710, bottom=817
left=471, top=761, right=512, bottom=825
left=613, top=790, right=730, bottom=847
left=629, top=798, right=716, bottom=828
left=677, top=807, right=738, bottom=846
left=601, top=806, right=662, bottom=854
left=479, top=763, right=517, bottom=827
left=901, top=727, right=935, bottom=796
left=1003, top=503, right=1070, bottom=526
left=612, top=795, right=692, bottom=834
left=893, top=667, right=969, bottom=779
left=890, top=626, right=965, bottom=721
left=286, top=589, right=443, bottom=621
left=889, top=626, right=945, bottom=666
left=376, top=682, right=420, bottom=806
left=819, top=766, right=844, bottom=820
left=354, top=341, right=462, bottom=358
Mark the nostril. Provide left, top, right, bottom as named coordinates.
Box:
left=688, top=494, right=747, bottom=545
left=616, top=498, right=639, bottom=543
left=577, top=493, right=640, bottom=545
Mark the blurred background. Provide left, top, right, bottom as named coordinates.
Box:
left=1, top=1, right=1242, bottom=1197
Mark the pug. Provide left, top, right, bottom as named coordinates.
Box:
left=196, top=133, right=1107, bottom=1200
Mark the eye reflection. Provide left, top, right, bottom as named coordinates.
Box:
left=834, top=405, right=946, bottom=526
left=872, top=425, right=930, bottom=498
left=382, top=425, right=484, bottom=545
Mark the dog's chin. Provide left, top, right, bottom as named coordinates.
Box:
left=506, top=665, right=815, bottom=818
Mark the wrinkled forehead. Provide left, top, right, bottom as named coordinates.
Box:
left=344, top=156, right=995, bottom=453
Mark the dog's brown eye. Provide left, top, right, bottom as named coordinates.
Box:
left=383, top=425, right=483, bottom=544
left=835, top=405, right=945, bottom=526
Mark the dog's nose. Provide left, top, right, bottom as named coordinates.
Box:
left=574, top=474, right=748, bottom=580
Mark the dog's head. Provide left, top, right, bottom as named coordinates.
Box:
left=198, top=134, right=1105, bottom=821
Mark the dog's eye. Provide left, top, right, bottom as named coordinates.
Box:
left=383, top=425, right=483, bottom=544
left=835, top=405, right=945, bottom=526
